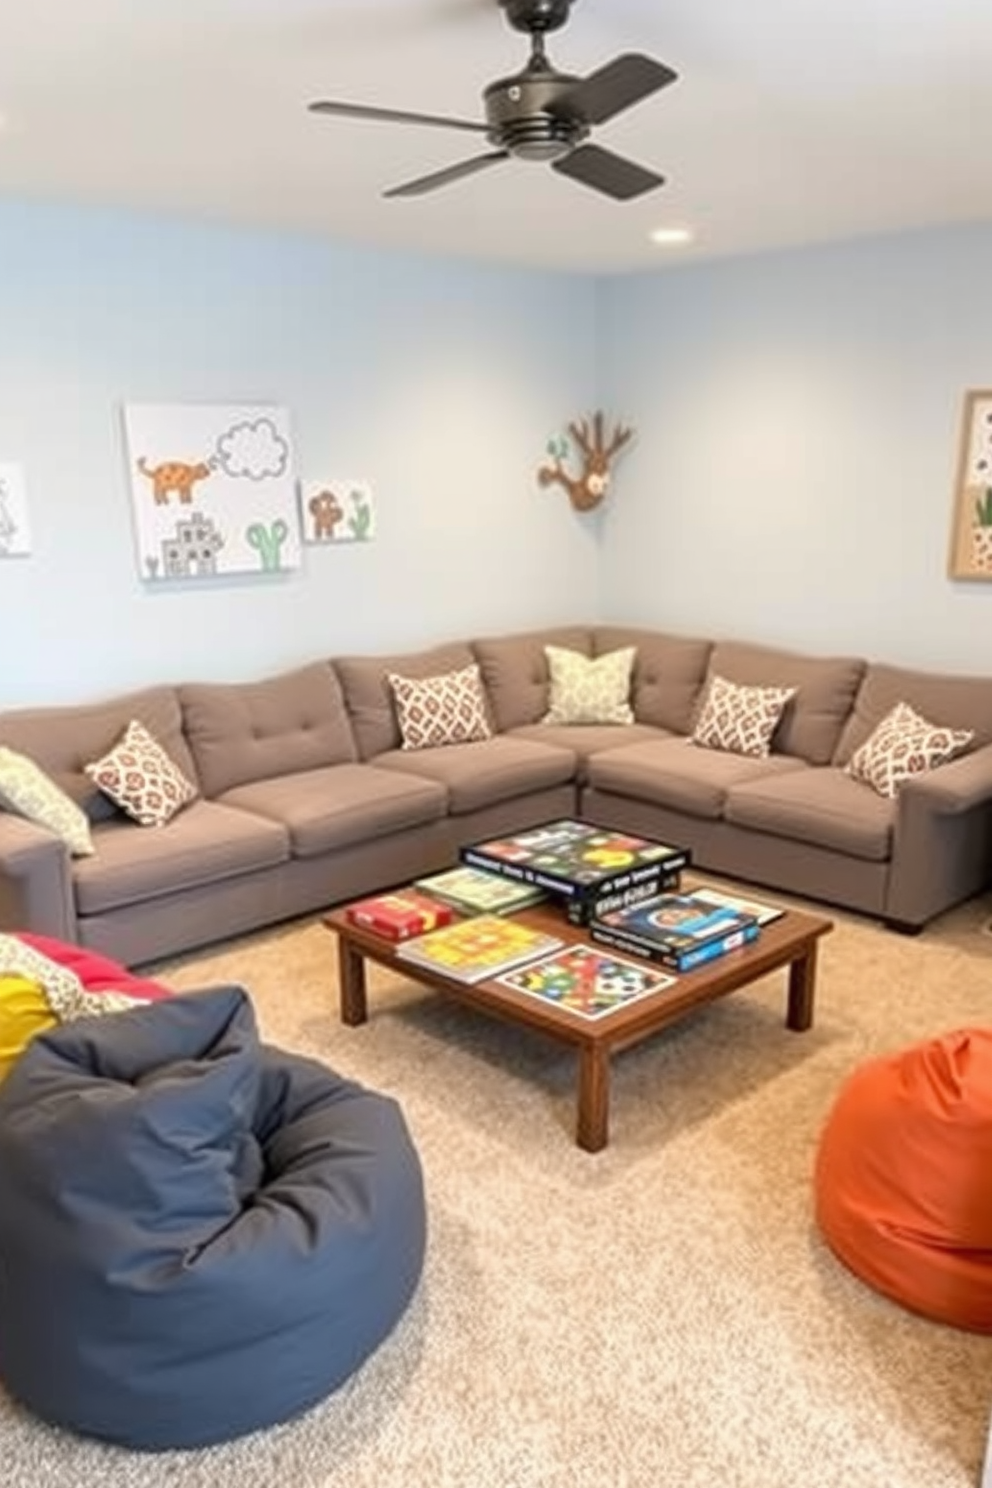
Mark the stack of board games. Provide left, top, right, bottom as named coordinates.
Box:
left=396, top=915, right=563, bottom=984
left=589, top=891, right=760, bottom=973
left=460, top=819, right=688, bottom=925
left=414, top=865, right=546, bottom=916
left=345, top=889, right=454, bottom=941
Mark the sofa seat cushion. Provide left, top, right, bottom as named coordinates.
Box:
left=219, top=764, right=447, bottom=859
left=371, top=736, right=576, bottom=816
left=510, top=722, right=669, bottom=778
left=725, top=768, right=894, bottom=862
left=587, top=737, right=806, bottom=820
left=75, top=803, right=291, bottom=915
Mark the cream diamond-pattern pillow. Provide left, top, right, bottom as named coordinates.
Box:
left=542, top=645, right=635, bottom=725
left=846, top=701, right=974, bottom=798
left=389, top=664, right=492, bottom=750
left=0, top=747, right=94, bottom=856
left=85, top=720, right=198, bottom=827
left=691, top=675, right=796, bottom=759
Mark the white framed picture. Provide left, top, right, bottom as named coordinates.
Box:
left=122, top=404, right=301, bottom=581
left=0, top=462, right=32, bottom=558
left=300, top=480, right=376, bottom=544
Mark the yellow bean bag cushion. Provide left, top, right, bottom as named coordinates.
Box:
left=0, top=975, right=59, bottom=1083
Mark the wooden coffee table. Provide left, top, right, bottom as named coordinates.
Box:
left=324, top=894, right=833, bottom=1153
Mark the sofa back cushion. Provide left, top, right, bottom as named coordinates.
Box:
left=704, top=641, right=866, bottom=766
left=335, top=643, right=475, bottom=759
left=470, top=627, right=593, bottom=733
left=835, top=663, right=992, bottom=764
left=593, top=626, right=713, bottom=736
left=0, top=687, right=195, bottom=822
left=181, top=663, right=356, bottom=798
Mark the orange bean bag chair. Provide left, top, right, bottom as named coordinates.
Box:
left=815, top=1027, right=992, bottom=1332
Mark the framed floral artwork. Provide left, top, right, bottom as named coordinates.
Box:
left=948, top=388, right=992, bottom=580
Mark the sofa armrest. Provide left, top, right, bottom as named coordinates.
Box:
left=884, top=749, right=992, bottom=927
left=898, top=743, right=992, bottom=815
left=0, top=812, right=77, bottom=941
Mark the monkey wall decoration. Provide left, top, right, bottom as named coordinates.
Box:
left=538, top=411, right=634, bottom=512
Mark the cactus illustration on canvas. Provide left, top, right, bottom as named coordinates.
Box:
left=348, top=489, right=372, bottom=541
left=246, top=518, right=289, bottom=572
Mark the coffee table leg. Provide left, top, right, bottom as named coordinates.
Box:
left=577, top=1043, right=610, bottom=1153
left=786, top=942, right=817, bottom=1032
left=338, top=939, right=368, bottom=1026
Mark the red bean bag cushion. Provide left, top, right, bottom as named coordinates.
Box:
left=815, top=1027, right=992, bottom=1332
left=15, top=934, right=172, bottom=1002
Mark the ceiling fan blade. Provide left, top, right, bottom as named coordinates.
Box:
left=384, top=151, right=510, bottom=199
left=552, top=143, right=665, bottom=201
left=563, top=53, right=678, bottom=127
left=308, top=100, right=489, bottom=135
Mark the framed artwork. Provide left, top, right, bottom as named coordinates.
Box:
left=300, top=479, right=375, bottom=544
left=0, top=458, right=31, bottom=559
left=0, top=462, right=31, bottom=557
left=948, top=389, right=992, bottom=580
left=122, top=404, right=301, bottom=582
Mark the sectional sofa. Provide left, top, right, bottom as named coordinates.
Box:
left=2, top=623, right=992, bottom=967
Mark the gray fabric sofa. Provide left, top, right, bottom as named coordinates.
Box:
left=2, top=624, right=992, bottom=966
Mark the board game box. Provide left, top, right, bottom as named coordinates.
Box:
left=414, top=865, right=546, bottom=916
left=396, top=915, right=563, bottom=984
left=590, top=891, right=760, bottom=972
left=497, top=943, right=676, bottom=1020
left=345, top=890, right=455, bottom=941
left=686, top=886, right=786, bottom=926
left=460, top=820, right=689, bottom=921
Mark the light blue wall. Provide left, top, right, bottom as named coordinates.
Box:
left=0, top=199, right=600, bottom=707
left=598, top=222, right=992, bottom=674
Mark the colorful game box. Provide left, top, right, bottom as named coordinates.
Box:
left=460, top=819, right=688, bottom=921
left=497, top=943, right=676, bottom=1019
left=396, top=915, right=563, bottom=984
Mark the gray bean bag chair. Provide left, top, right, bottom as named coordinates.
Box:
left=0, top=984, right=426, bottom=1450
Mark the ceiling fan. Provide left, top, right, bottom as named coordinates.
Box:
left=307, top=0, right=678, bottom=202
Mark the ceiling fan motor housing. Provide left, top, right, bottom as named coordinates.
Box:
left=499, top=0, right=575, bottom=35
left=483, top=69, right=588, bottom=160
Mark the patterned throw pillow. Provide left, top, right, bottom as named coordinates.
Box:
left=846, top=701, right=974, bottom=799
left=691, top=675, right=796, bottom=759
left=388, top=664, right=492, bottom=750
left=542, top=645, right=636, bottom=725
left=0, top=746, right=94, bottom=856
left=84, top=719, right=198, bottom=827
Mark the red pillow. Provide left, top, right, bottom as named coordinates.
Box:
left=15, top=933, right=172, bottom=1003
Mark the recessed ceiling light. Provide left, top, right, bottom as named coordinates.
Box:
left=649, top=227, right=694, bottom=247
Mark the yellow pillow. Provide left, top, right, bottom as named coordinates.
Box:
left=0, top=973, right=59, bottom=1082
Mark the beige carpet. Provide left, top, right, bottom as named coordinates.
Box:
left=4, top=881, right=992, bottom=1488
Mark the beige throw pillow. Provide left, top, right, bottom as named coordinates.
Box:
left=542, top=645, right=635, bottom=725
left=846, top=701, right=974, bottom=799
left=388, top=664, right=492, bottom=750
left=0, top=747, right=94, bottom=856
left=692, top=675, right=796, bottom=759
left=85, top=719, right=198, bottom=827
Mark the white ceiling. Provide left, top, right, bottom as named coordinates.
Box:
left=1, top=0, right=991, bottom=274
